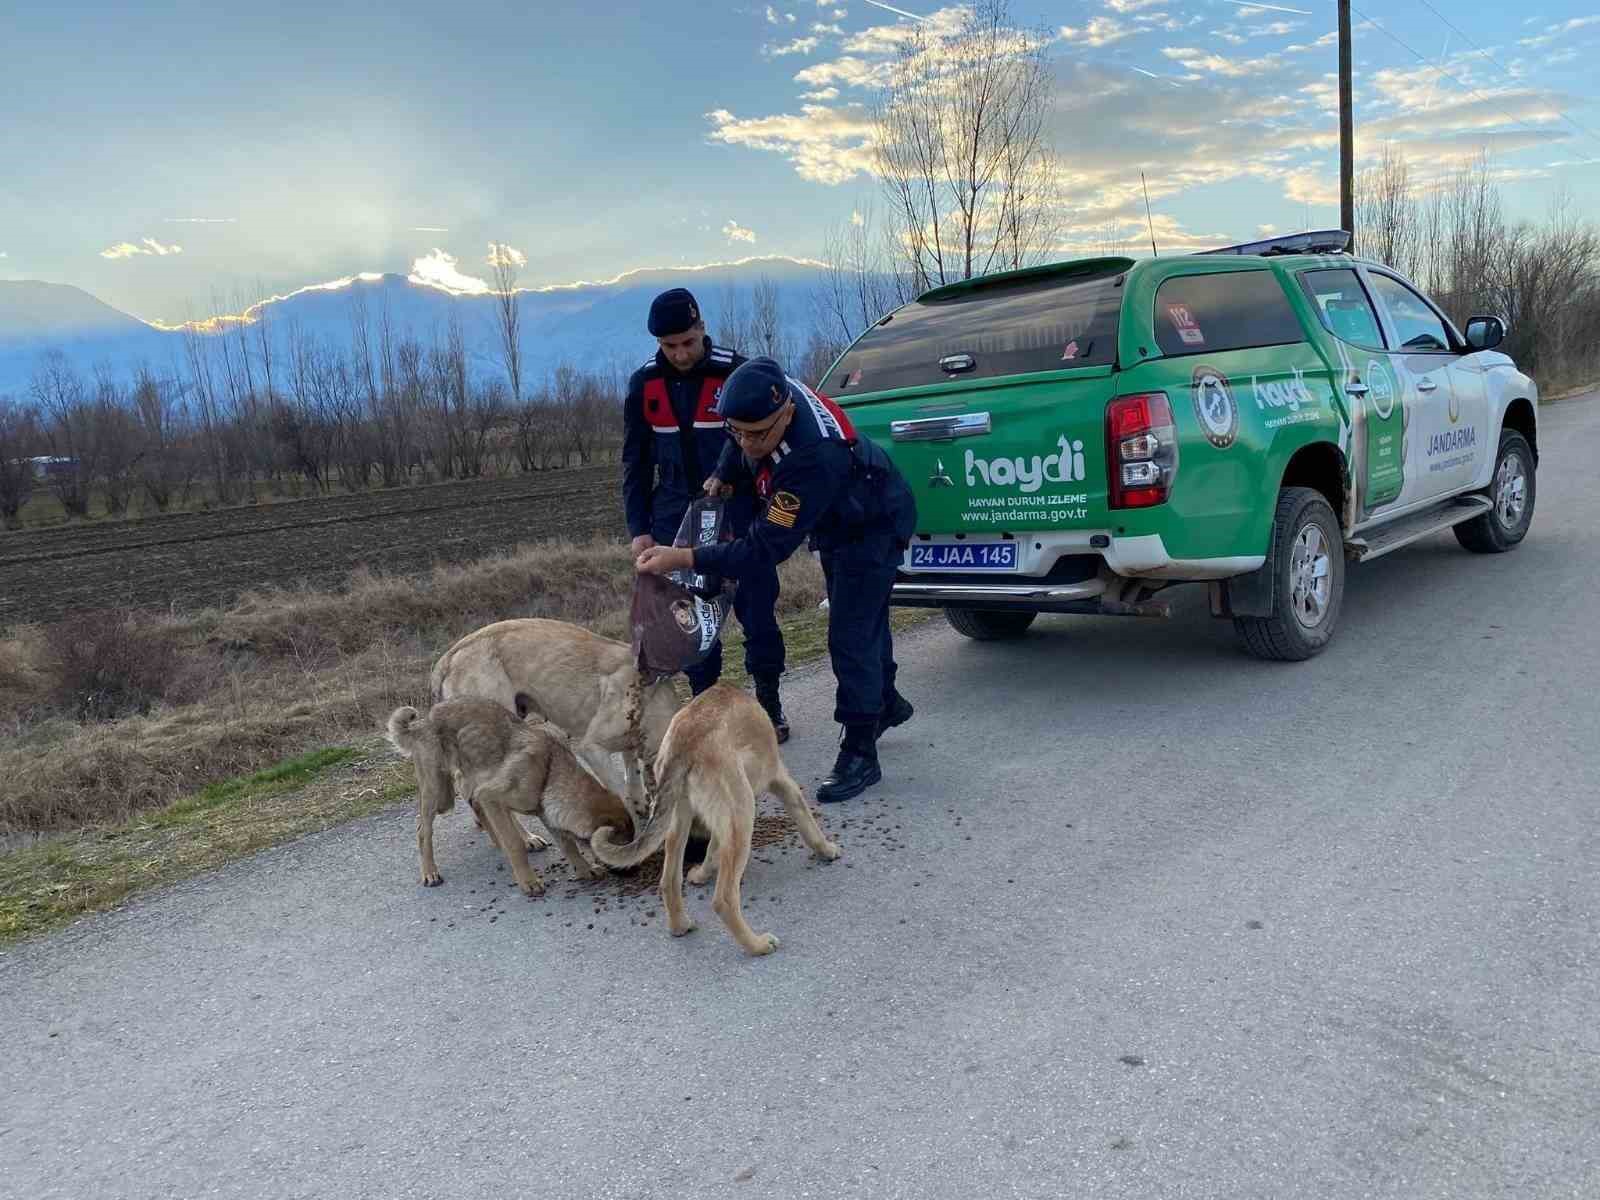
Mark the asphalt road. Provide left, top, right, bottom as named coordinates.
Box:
left=4, top=394, right=1598, bottom=1200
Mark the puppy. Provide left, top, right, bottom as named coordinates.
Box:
left=386, top=697, right=635, bottom=895
left=430, top=618, right=683, bottom=823
left=591, top=684, right=839, bottom=956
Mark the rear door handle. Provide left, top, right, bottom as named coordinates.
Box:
left=1415, top=379, right=1438, bottom=392
left=1345, top=381, right=1369, bottom=396
left=890, top=412, right=992, bottom=442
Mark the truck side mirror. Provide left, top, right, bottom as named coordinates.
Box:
left=1464, top=315, right=1506, bottom=351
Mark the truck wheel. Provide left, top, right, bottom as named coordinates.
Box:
left=1233, top=487, right=1345, bottom=662
left=945, top=607, right=1038, bottom=641
left=1454, top=429, right=1535, bottom=554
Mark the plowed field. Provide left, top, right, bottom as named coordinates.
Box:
left=0, top=468, right=627, bottom=626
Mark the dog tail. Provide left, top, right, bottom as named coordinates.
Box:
left=590, top=799, right=674, bottom=869
left=386, top=705, right=423, bottom=757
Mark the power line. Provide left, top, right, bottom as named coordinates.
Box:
left=1345, top=0, right=1600, bottom=153
left=1403, top=0, right=1600, bottom=150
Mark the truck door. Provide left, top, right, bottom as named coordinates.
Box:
left=1293, top=267, right=1405, bottom=521
left=1364, top=270, right=1488, bottom=501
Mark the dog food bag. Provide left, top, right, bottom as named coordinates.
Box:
left=631, top=498, right=735, bottom=683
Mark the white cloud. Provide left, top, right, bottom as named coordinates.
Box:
left=408, top=248, right=489, bottom=294
left=813, top=21, right=844, bottom=35
left=723, top=219, right=758, bottom=244
left=1301, top=75, right=1339, bottom=113
left=485, top=243, right=527, bottom=268
left=99, top=237, right=183, bottom=259
left=767, top=35, right=821, bottom=56
left=766, top=4, right=782, bottom=24
left=1286, top=30, right=1338, bottom=53
left=717, top=4, right=1576, bottom=255
left=850, top=210, right=865, bottom=226
left=163, top=217, right=237, bottom=224
left=412, top=225, right=450, bottom=232
left=706, top=103, right=875, bottom=185
left=1160, top=45, right=1285, bottom=77
left=1283, top=168, right=1338, bottom=207
left=793, top=56, right=885, bottom=89
left=843, top=7, right=966, bottom=55
left=1059, top=17, right=1135, bottom=48
left=1258, top=223, right=1279, bottom=236
left=1214, top=19, right=1301, bottom=42
left=1519, top=15, right=1600, bottom=49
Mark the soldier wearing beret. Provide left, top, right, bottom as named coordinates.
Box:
left=621, top=288, right=790, bottom=741
left=636, top=357, right=918, bottom=803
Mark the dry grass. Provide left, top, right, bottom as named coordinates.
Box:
left=0, top=536, right=828, bottom=837
left=0, top=605, right=935, bottom=944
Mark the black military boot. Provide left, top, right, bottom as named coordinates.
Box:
left=753, top=674, right=790, bottom=744
left=876, top=691, right=914, bottom=740
left=817, top=725, right=881, bottom=803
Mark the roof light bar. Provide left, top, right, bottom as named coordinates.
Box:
left=1200, top=229, right=1353, bottom=257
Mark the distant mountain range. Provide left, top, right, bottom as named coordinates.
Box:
left=0, top=256, right=843, bottom=402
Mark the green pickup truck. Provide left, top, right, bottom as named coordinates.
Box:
left=825, top=231, right=1538, bottom=660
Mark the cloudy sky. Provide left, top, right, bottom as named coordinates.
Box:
left=3, top=0, right=1598, bottom=324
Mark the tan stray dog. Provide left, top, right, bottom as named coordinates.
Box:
left=430, top=618, right=682, bottom=822
left=591, top=683, right=840, bottom=956
left=386, top=698, right=635, bottom=894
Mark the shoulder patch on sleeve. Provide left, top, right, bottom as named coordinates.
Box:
left=766, top=490, right=801, bottom=528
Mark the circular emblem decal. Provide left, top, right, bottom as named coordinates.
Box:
left=669, top=599, right=699, bottom=635
left=1191, top=365, right=1238, bottom=449
left=1366, top=359, right=1396, bottom=420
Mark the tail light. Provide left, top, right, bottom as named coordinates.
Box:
left=1106, top=393, right=1179, bottom=508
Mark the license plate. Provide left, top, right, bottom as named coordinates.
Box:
left=906, top=541, right=1018, bottom=571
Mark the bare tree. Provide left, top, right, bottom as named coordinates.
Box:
left=89, top=366, right=144, bottom=516
left=715, top=284, right=754, bottom=354
left=0, top=398, right=39, bottom=527
left=750, top=274, right=786, bottom=360
left=280, top=320, right=337, bottom=489
left=130, top=364, right=200, bottom=512
left=30, top=352, right=100, bottom=517
left=1356, top=143, right=1422, bottom=282
left=179, top=322, right=239, bottom=505
left=871, top=0, right=1058, bottom=290
left=816, top=206, right=908, bottom=347
left=1495, top=188, right=1600, bottom=380
left=488, top=243, right=526, bottom=406
left=796, top=326, right=848, bottom=390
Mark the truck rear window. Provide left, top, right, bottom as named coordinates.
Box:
left=1153, top=270, right=1304, bottom=358
left=821, top=268, right=1123, bottom=396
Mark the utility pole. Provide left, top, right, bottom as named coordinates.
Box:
left=1339, top=0, right=1355, bottom=250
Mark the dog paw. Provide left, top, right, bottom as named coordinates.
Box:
left=422, top=872, right=444, bottom=887
left=818, top=841, right=842, bottom=861
left=686, top=864, right=712, bottom=886
left=748, top=932, right=780, bottom=956
left=518, top=880, right=546, bottom=898
left=526, top=835, right=551, bottom=852
left=669, top=920, right=698, bottom=938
